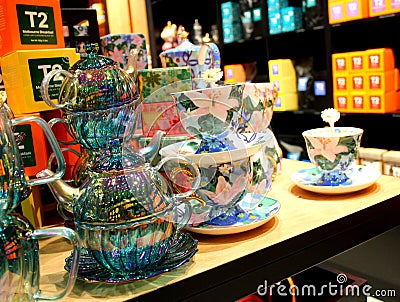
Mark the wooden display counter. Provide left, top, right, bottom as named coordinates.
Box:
left=38, top=159, right=400, bottom=301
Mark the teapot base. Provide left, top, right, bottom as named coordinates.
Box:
left=64, top=232, right=197, bottom=283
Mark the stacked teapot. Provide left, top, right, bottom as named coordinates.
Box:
left=0, top=96, right=81, bottom=300
left=39, top=43, right=201, bottom=283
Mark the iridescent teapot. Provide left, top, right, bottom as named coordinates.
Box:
left=0, top=213, right=80, bottom=301
left=41, top=43, right=139, bottom=112
left=38, top=150, right=201, bottom=279
left=40, top=43, right=141, bottom=150
left=0, top=100, right=65, bottom=217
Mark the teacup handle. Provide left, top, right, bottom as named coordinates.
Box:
left=48, top=117, right=78, bottom=146
left=154, top=154, right=201, bottom=199
left=11, top=116, right=66, bottom=187
left=40, top=69, right=75, bottom=110
left=29, top=226, right=81, bottom=301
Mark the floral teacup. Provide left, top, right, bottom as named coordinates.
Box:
left=234, top=82, right=277, bottom=135
left=303, top=127, right=363, bottom=186
left=171, top=83, right=245, bottom=153
left=159, top=132, right=275, bottom=226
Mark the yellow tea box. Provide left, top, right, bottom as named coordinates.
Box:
left=0, top=0, right=65, bottom=56
left=268, top=59, right=296, bottom=78
left=1, top=48, right=80, bottom=114
left=273, top=92, right=298, bottom=111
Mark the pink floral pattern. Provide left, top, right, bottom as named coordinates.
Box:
left=183, top=86, right=239, bottom=122
left=199, top=174, right=245, bottom=205
left=109, top=46, right=124, bottom=65
left=307, top=136, right=348, bottom=162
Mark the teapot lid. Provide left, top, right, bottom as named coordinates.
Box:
left=60, top=43, right=140, bottom=111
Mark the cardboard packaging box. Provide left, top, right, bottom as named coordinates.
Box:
left=268, top=59, right=296, bottom=78
left=359, top=147, right=388, bottom=173
left=368, top=0, right=389, bottom=17
left=382, top=150, right=400, bottom=176
left=367, top=91, right=400, bottom=113
left=344, top=0, right=369, bottom=21
left=333, top=75, right=348, bottom=92
left=334, top=93, right=352, bottom=112
left=350, top=92, right=367, bottom=112
left=274, top=92, right=298, bottom=111
left=332, top=52, right=349, bottom=74
left=328, top=0, right=345, bottom=24
left=348, top=50, right=366, bottom=72
left=14, top=113, right=49, bottom=177
left=138, top=66, right=192, bottom=101
left=100, top=33, right=148, bottom=71
left=350, top=73, right=365, bottom=91
left=268, top=9, right=282, bottom=35
left=138, top=67, right=192, bottom=137
left=281, top=7, right=303, bottom=32
left=224, top=64, right=246, bottom=83
left=0, top=0, right=65, bottom=56
left=40, top=109, right=81, bottom=180
left=366, top=69, right=397, bottom=93
left=365, top=48, right=395, bottom=71
left=1, top=48, right=80, bottom=114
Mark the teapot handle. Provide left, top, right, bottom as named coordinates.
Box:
left=48, top=147, right=82, bottom=184
left=11, top=116, right=66, bottom=187
left=30, top=226, right=81, bottom=301
left=47, top=117, right=78, bottom=146
left=154, top=154, right=201, bottom=200
left=40, top=69, right=75, bottom=110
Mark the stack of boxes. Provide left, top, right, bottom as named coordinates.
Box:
left=328, top=0, right=400, bottom=24
left=137, top=67, right=192, bottom=164
left=267, top=0, right=303, bottom=35
left=358, top=147, right=400, bottom=178
left=268, top=59, right=298, bottom=111
left=221, top=1, right=243, bottom=43
left=328, top=0, right=369, bottom=24
left=332, top=48, right=400, bottom=113
left=0, top=0, right=81, bottom=227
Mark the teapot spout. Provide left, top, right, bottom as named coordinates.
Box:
left=139, top=130, right=165, bottom=162
left=36, top=169, right=79, bottom=213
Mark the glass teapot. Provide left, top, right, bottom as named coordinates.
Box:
left=37, top=148, right=201, bottom=277
left=40, top=43, right=140, bottom=112
left=0, top=213, right=80, bottom=301
left=0, top=98, right=65, bottom=217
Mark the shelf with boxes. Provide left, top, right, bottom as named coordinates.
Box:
left=216, top=0, right=332, bottom=111
left=216, top=0, right=400, bottom=114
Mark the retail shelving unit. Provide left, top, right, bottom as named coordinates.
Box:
left=214, top=1, right=400, bottom=153
left=145, top=0, right=400, bottom=152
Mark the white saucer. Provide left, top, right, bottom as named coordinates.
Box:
left=290, top=165, right=381, bottom=194
left=185, top=194, right=280, bottom=235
